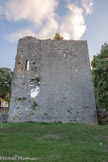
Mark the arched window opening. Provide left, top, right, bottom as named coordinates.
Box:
left=25, top=60, right=30, bottom=71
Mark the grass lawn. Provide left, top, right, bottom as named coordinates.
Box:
left=0, top=122, right=108, bottom=162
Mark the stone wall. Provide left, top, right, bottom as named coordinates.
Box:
left=8, top=37, right=98, bottom=124
left=0, top=108, right=8, bottom=122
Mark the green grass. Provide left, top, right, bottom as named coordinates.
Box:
left=0, top=123, right=108, bottom=162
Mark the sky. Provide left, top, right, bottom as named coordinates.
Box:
left=0, top=0, right=108, bottom=70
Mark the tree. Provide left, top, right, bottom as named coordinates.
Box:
left=53, top=32, right=64, bottom=40
left=91, top=43, right=108, bottom=110
left=0, top=68, right=12, bottom=105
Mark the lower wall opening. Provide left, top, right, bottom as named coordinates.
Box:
left=28, top=78, right=40, bottom=98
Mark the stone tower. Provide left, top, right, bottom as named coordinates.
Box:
left=8, top=36, right=98, bottom=124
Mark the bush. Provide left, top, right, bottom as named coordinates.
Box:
left=91, top=43, right=108, bottom=110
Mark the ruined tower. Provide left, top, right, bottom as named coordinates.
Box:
left=8, top=36, right=98, bottom=124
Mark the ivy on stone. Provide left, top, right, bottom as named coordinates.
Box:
left=91, top=43, right=108, bottom=110
left=0, top=68, right=12, bottom=103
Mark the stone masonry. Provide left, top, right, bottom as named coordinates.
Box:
left=8, top=36, right=98, bottom=124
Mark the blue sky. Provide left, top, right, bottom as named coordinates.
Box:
left=0, top=0, right=108, bottom=70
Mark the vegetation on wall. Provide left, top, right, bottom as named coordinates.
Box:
left=15, top=97, right=26, bottom=101
left=53, top=32, right=64, bottom=40
left=0, top=68, right=12, bottom=104
left=31, top=100, right=38, bottom=110
left=91, top=43, right=108, bottom=111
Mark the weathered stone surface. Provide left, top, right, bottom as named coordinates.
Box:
left=0, top=108, right=8, bottom=122
left=8, top=36, right=98, bottom=124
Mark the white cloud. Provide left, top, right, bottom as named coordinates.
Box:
left=0, top=0, right=94, bottom=41
left=37, top=18, right=58, bottom=39
left=1, top=0, right=58, bottom=40
left=81, top=0, right=93, bottom=14
left=2, top=0, right=58, bottom=25
left=60, top=4, right=86, bottom=40
left=8, top=29, right=36, bottom=42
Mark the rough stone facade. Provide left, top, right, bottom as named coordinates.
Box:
left=0, top=108, right=9, bottom=122
left=8, top=36, right=98, bottom=124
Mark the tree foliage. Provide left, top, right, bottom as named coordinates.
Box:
left=0, top=68, right=12, bottom=103
left=53, top=32, right=64, bottom=40
left=91, top=43, right=108, bottom=110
